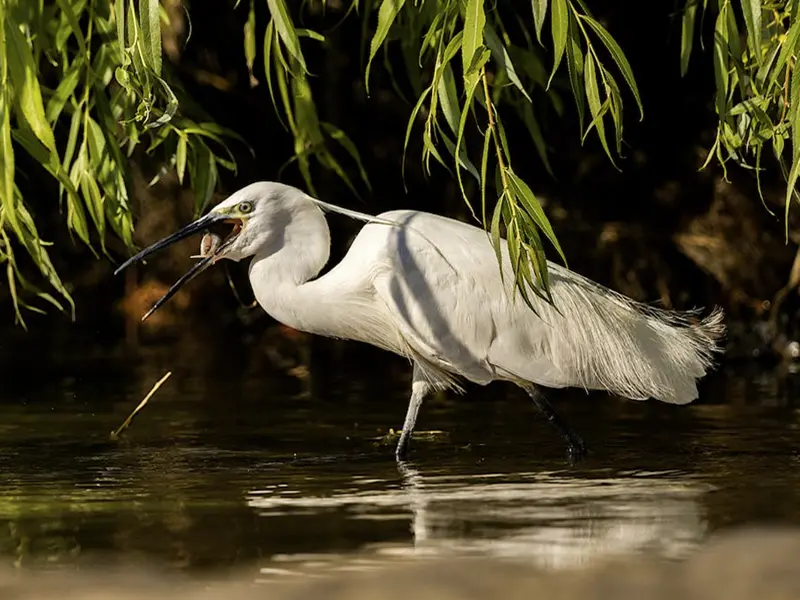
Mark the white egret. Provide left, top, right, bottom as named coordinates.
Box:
left=115, top=182, right=725, bottom=460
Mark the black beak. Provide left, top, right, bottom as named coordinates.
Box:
left=140, top=253, right=216, bottom=322
left=113, top=212, right=225, bottom=276
left=113, top=212, right=237, bottom=322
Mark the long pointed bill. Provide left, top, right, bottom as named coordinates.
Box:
left=113, top=212, right=226, bottom=276
left=140, top=222, right=242, bottom=322
left=141, top=253, right=215, bottom=322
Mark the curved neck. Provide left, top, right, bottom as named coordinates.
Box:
left=248, top=204, right=332, bottom=332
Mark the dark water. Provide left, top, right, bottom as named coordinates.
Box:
left=1, top=329, right=799, bottom=581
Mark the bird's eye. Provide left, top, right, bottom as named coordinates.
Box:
left=238, top=201, right=254, bottom=214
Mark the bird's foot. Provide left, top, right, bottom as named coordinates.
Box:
left=565, top=434, right=588, bottom=463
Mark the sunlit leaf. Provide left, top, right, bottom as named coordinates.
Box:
left=462, top=0, right=486, bottom=88
left=266, top=0, right=307, bottom=74
left=365, top=0, right=406, bottom=93
left=547, top=0, right=568, bottom=88
left=581, top=14, right=643, bottom=119
left=532, top=0, right=548, bottom=45
left=140, top=0, right=162, bottom=75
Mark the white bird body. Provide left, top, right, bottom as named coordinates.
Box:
left=247, top=199, right=722, bottom=404
left=119, top=182, right=725, bottom=460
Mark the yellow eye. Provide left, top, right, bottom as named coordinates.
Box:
left=238, top=201, right=254, bottom=214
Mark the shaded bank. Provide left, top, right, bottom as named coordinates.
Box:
left=1, top=528, right=800, bottom=599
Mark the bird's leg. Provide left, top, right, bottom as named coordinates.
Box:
left=523, top=385, right=588, bottom=461
left=396, top=364, right=432, bottom=462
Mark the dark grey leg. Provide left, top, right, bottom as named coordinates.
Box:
left=523, top=385, right=587, bottom=460
left=396, top=364, right=432, bottom=461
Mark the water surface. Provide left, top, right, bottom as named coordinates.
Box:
left=1, top=332, right=798, bottom=580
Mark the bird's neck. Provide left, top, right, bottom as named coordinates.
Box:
left=248, top=206, right=333, bottom=333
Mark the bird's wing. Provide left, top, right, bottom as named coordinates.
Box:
left=362, top=210, right=557, bottom=388
left=355, top=209, right=723, bottom=404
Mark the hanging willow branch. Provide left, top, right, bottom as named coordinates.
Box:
left=0, top=0, right=244, bottom=327
left=680, top=0, right=800, bottom=238
left=256, top=0, right=642, bottom=309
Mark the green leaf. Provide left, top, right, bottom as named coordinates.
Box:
left=266, top=0, right=307, bottom=75
left=402, top=85, right=432, bottom=182
left=321, top=122, right=372, bottom=190
left=244, top=0, right=258, bottom=86
left=565, top=11, right=585, bottom=130
left=712, top=4, right=729, bottom=117
left=45, top=61, right=82, bottom=124
left=437, top=63, right=461, bottom=135
left=115, top=0, right=125, bottom=49
left=532, top=0, right=548, bottom=45
left=190, top=143, right=218, bottom=216
left=583, top=53, right=616, bottom=167
left=55, top=0, right=89, bottom=58
left=140, top=0, right=162, bottom=76
left=484, top=23, right=531, bottom=102
left=581, top=15, right=643, bottom=120
left=365, top=0, right=406, bottom=93
left=176, top=135, right=187, bottom=183
left=506, top=169, right=567, bottom=266
left=547, top=0, right=568, bottom=88
left=263, top=19, right=286, bottom=129
left=680, top=0, right=698, bottom=76
left=480, top=128, right=492, bottom=227
left=5, top=20, right=59, bottom=155
left=740, top=0, right=762, bottom=66
left=454, top=73, right=481, bottom=207
left=462, top=0, right=486, bottom=86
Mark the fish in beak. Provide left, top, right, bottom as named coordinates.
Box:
left=114, top=212, right=244, bottom=322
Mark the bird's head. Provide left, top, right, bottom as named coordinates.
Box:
left=113, top=181, right=313, bottom=320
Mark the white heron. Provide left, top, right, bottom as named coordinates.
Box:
left=115, top=181, right=725, bottom=460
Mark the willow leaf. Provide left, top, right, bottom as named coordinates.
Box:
left=462, top=0, right=486, bottom=86
left=506, top=169, right=567, bottom=265
left=140, top=0, right=162, bottom=76
left=437, top=63, right=461, bottom=134
left=581, top=15, right=643, bottom=119
left=365, top=0, right=406, bottom=93
left=455, top=74, right=480, bottom=209
left=46, top=61, right=82, bottom=124
left=565, top=11, right=585, bottom=130
left=532, top=0, right=548, bottom=45
left=547, top=0, right=568, bottom=88
left=740, top=0, right=761, bottom=66
left=480, top=128, right=491, bottom=227
left=321, top=122, right=372, bottom=190
left=176, top=135, right=187, bottom=183
left=263, top=19, right=286, bottom=129
left=266, top=0, right=307, bottom=75
left=245, top=0, right=258, bottom=86
left=680, top=1, right=697, bottom=76
left=712, top=4, right=729, bottom=117
left=5, top=21, right=58, bottom=155
left=584, top=53, right=616, bottom=167
left=484, top=23, right=531, bottom=102
left=55, top=0, right=89, bottom=58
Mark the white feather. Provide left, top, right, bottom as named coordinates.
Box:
left=219, top=182, right=723, bottom=424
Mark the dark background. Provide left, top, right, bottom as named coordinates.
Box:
left=3, top=0, right=798, bottom=369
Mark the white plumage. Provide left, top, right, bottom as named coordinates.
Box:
left=117, top=181, right=726, bottom=460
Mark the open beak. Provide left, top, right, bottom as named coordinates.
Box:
left=114, top=212, right=244, bottom=322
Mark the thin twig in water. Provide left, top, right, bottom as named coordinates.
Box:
left=110, top=371, right=172, bottom=440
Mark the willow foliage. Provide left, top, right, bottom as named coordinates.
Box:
left=681, top=0, right=800, bottom=239
left=0, top=0, right=795, bottom=326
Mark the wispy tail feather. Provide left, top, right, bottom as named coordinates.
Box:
left=542, top=267, right=726, bottom=405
